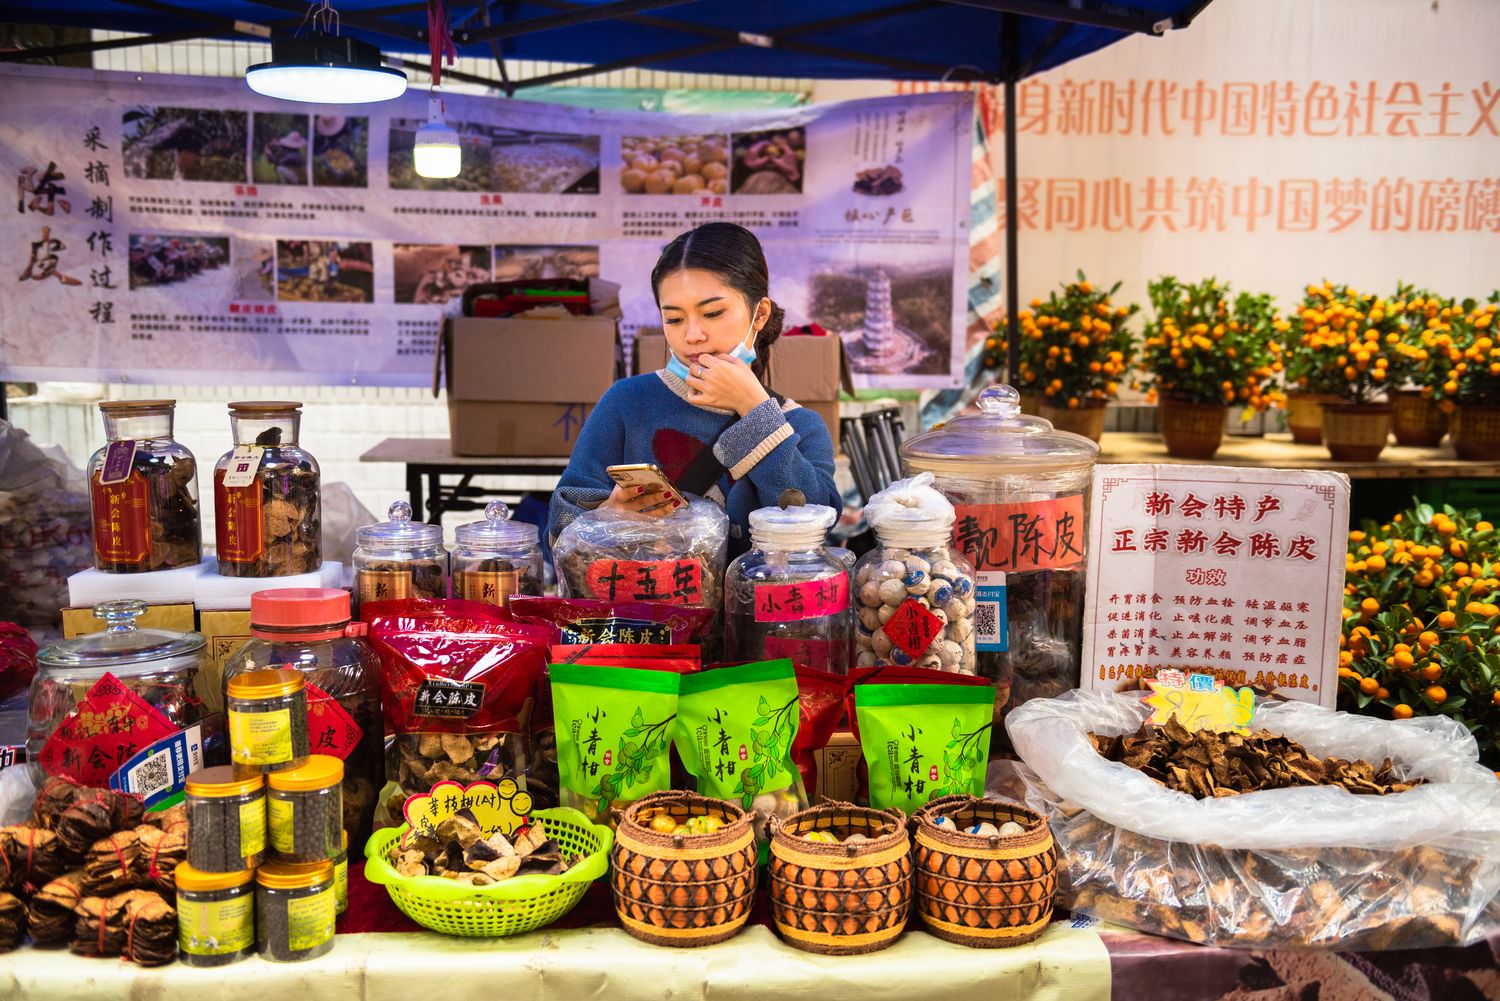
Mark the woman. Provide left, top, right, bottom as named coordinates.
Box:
left=549, top=222, right=841, bottom=553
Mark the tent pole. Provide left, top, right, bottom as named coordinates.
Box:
left=1002, top=13, right=1020, bottom=383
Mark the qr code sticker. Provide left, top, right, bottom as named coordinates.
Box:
left=129, top=749, right=173, bottom=798
left=975, top=601, right=1000, bottom=644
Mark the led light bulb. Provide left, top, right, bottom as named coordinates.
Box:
left=413, top=96, right=461, bottom=179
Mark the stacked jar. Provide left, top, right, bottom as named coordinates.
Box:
left=352, top=501, right=447, bottom=610
left=725, top=504, right=853, bottom=673
left=214, top=401, right=321, bottom=578
left=452, top=502, right=544, bottom=608
left=87, top=400, right=201, bottom=573
left=179, top=766, right=264, bottom=967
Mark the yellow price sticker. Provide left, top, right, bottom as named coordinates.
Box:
left=1143, top=670, right=1255, bottom=734
left=400, top=779, right=533, bottom=847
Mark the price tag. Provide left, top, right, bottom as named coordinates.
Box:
left=220, top=445, right=265, bottom=488
left=1143, top=670, right=1255, bottom=734
left=884, top=598, right=942, bottom=659
left=401, top=779, right=534, bottom=844
left=99, top=440, right=137, bottom=485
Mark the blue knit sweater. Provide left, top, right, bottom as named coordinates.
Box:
left=548, top=369, right=841, bottom=555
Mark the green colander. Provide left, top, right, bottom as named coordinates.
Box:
left=363, top=807, right=613, bottom=937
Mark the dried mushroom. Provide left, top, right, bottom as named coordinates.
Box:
left=388, top=818, right=578, bottom=884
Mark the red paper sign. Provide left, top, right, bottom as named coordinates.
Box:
left=884, top=599, right=942, bottom=659
left=585, top=559, right=703, bottom=606
left=764, top=635, right=843, bottom=673
left=951, top=496, right=1086, bottom=573
left=304, top=681, right=363, bottom=760
left=215, top=471, right=264, bottom=563
left=38, top=672, right=178, bottom=787
left=90, top=472, right=151, bottom=564
left=754, top=574, right=849, bottom=623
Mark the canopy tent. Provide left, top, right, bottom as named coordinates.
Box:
left=0, top=0, right=1216, bottom=381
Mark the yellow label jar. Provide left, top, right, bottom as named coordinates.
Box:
left=267, top=754, right=343, bottom=863
left=227, top=668, right=309, bottom=770
left=185, top=765, right=266, bottom=871
left=256, top=860, right=336, bottom=962
left=176, top=863, right=255, bottom=967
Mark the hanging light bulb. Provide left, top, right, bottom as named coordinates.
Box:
left=246, top=4, right=406, bottom=105
left=414, top=93, right=461, bottom=179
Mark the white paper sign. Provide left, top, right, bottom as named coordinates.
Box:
left=1082, top=464, right=1350, bottom=707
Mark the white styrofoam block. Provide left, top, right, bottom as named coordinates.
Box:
left=68, top=558, right=210, bottom=608
left=193, top=560, right=345, bottom=610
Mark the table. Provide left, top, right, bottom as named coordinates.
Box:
left=361, top=437, right=570, bottom=524
left=1097, top=432, right=1500, bottom=480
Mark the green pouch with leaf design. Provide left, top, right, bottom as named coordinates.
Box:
left=550, top=661, right=679, bottom=826
left=675, top=659, right=807, bottom=842
left=853, top=682, right=996, bottom=815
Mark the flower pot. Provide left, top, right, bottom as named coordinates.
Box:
left=1451, top=406, right=1500, bottom=460
left=1391, top=390, right=1450, bottom=447
left=1321, top=403, right=1392, bottom=461
left=1039, top=400, right=1107, bottom=443
left=1018, top=392, right=1044, bottom=417
left=1158, top=398, right=1226, bottom=460
left=1225, top=408, right=1266, bottom=437
left=1285, top=392, right=1334, bottom=445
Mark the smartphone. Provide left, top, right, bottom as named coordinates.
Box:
left=606, top=463, right=685, bottom=509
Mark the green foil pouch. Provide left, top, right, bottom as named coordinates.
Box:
left=853, top=682, right=995, bottom=815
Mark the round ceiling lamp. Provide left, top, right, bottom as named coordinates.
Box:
left=246, top=34, right=407, bottom=105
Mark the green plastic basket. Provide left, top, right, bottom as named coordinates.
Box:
left=363, top=807, right=613, bottom=937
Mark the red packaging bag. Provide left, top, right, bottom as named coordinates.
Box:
left=548, top=643, right=701, bottom=672
left=792, top=664, right=847, bottom=796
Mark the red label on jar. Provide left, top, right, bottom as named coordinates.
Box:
left=951, top=496, right=1086, bottom=573
left=884, top=598, right=942, bottom=659
left=38, top=672, right=178, bottom=787
left=585, top=559, right=702, bottom=605
left=754, top=574, right=849, bottom=623
left=305, top=681, right=363, bottom=760
left=91, top=471, right=152, bottom=565
left=215, top=469, right=264, bottom=563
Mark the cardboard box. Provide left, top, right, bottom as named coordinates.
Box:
left=198, top=609, right=253, bottom=715
left=437, top=278, right=623, bottom=457
left=816, top=730, right=862, bottom=804
left=61, top=602, right=196, bottom=639
left=633, top=330, right=849, bottom=446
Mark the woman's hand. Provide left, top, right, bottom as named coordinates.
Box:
left=597, top=482, right=677, bottom=518
left=685, top=352, right=770, bottom=416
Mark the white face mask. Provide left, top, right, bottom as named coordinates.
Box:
left=667, top=318, right=757, bottom=380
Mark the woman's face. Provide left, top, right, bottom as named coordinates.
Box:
left=657, top=268, right=769, bottom=364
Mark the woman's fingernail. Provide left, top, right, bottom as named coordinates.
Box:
left=636, top=486, right=645, bottom=493
left=672, top=500, right=681, bottom=508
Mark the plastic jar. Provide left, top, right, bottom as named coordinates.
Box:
left=267, top=754, right=343, bottom=863
left=185, top=765, right=266, bottom=872
left=29, top=600, right=213, bottom=765
left=226, top=668, right=309, bottom=771
left=255, top=860, right=336, bottom=962
left=87, top=399, right=201, bottom=573
left=214, top=401, right=321, bottom=578
left=353, top=500, right=447, bottom=609
left=452, top=501, right=544, bottom=609
left=176, top=862, right=255, bottom=967
left=901, top=384, right=1098, bottom=716
left=851, top=486, right=977, bottom=675
left=333, top=830, right=348, bottom=915
left=725, top=504, right=852, bottom=673
left=221, top=588, right=382, bottom=855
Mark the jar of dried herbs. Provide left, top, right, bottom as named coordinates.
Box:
left=175, top=862, right=255, bottom=967
left=267, top=755, right=343, bottom=863
left=185, top=766, right=265, bottom=872
left=87, top=399, right=201, bottom=573
left=352, top=500, right=447, bottom=610
left=214, top=401, right=321, bottom=578
left=221, top=587, right=383, bottom=856
left=332, top=830, right=348, bottom=915
left=226, top=668, right=310, bottom=771
left=255, top=860, right=336, bottom=962
left=452, top=501, right=543, bottom=609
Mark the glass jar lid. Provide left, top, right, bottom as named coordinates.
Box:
left=900, top=384, right=1099, bottom=474
left=748, top=503, right=837, bottom=545
left=228, top=400, right=301, bottom=417
left=455, top=501, right=538, bottom=548
left=356, top=500, right=444, bottom=550
left=98, top=399, right=175, bottom=417
left=37, top=600, right=206, bottom=676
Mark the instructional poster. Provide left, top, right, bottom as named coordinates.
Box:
left=0, top=64, right=972, bottom=389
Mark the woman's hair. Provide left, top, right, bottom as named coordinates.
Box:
left=650, top=222, right=785, bottom=386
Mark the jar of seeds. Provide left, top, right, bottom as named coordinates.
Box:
left=332, top=830, right=348, bottom=915
left=176, top=863, right=255, bottom=967
left=87, top=400, right=201, bottom=573
left=353, top=500, right=447, bottom=611
left=851, top=474, right=977, bottom=675
left=267, top=755, right=343, bottom=863
left=185, top=766, right=265, bottom=871
left=255, top=860, right=336, bottom=962
left=214, top=401, right=321, bottom=578
left=452, top=502, right=543, bottom=609
left=226, top=668, right=309, bottom=771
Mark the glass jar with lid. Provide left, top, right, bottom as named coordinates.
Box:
left=221, top=587, right=382, bottom=855
left=353, top=500, right=447, bottom=609
left=28, top=599, right=216, bottom=766
left=87, top=400, right=201, bottom=573
left=725, top=504, right=852, bottom=674
left=452, top=501, right=543, bottom=609
left=214, top=401, right=321, bottom=578
left=851, top=478, right=977, bottom=675
left=900, top=384, right=1099, bottom=722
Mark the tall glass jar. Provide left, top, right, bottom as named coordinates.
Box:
left=352, top=501, right=447, bottom=609
left=452, top=502, right=543, bottom=609
left=87, top=400, right=201, bottom=573
left=851, top=506, right=977, bottom=674
left=221, top=587, right=383, bottom=855
left=214, top=401, right=321, bottom=578
left=900, top=384, right=1098, bottom=721
left=725, top=504, right=852, bottom=673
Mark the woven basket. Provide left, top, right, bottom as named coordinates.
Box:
left=1452, top=405, right=1500, bottom=460
left=610, top=791, right=757, bottom=947
left=1322, top=402, right=1392, bottom=461
left=1040, top=401, right=1107, bottom=444
left=912, top=796, right=1057, bottom=948
left=1391, top=391, right=1449, bottom=447
left=1158, top=398, right=1226, bottom=459
left=1285, top=392, right=1332, bottom=445
left=768, top=801, right=912, bottom=956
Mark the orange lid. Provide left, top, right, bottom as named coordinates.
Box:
left=226, top=667, right=304, bottom=700
left=176, top=863, right=254, bottom=892
left=250, top=588, right=351, bottom=638
left=267, top=754, right=343, bottom=792
left=256, top=860, right=334, bottom=890
left=185, top=765, right=264, bottom=798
